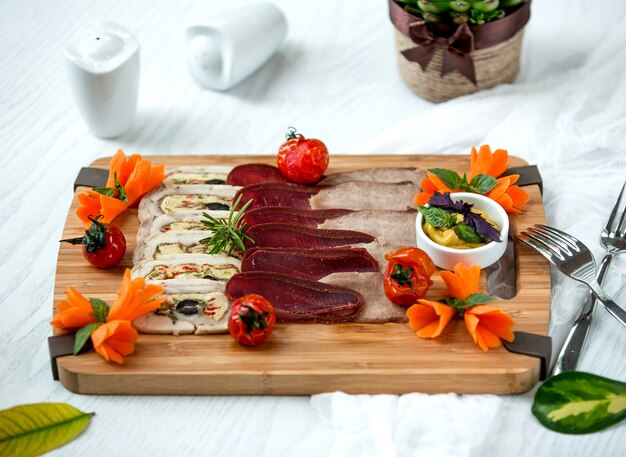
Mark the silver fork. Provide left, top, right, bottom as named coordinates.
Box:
left=551, top=181, right=626, bottom=375
left=517, top=224, right=626, bottom=328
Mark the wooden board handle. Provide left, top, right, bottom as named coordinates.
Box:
left=504, top=331, right=552, bottom=380
left=504, top=165, right=543, bottom=194
left=73, top=167, right=108, bottom=191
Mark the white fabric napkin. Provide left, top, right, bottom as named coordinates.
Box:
left=310, top=0, right=626, bottom=454
left=312, top=392, right=503, bottom=457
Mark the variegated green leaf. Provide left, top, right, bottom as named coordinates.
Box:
left=0, top=403, right=93, bottom=457
left=532, top=372, right=626, bottom=434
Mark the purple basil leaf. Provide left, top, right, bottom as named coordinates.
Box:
left=464, top=213, right=501, bottom=242
left=427, top=192, right=462, bottom=213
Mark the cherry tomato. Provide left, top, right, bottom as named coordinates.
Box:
left=277, top=127, right=329, bottom=184
left=228, top=294, right=276, bottom=347
left=61, top=216, right=126, bottom=269
left=384, top=247, right=435, bottom=307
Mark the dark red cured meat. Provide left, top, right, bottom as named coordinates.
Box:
left=225, top=272, right=363, bottom=323
left=244, top=223, right=375, bottom=249
left=226, top=163, right=290, bottom=186
left=234, top=183, right=321, bottom=210
left=243, top=207, right=353, bottom=228
left=241, top=247, right=378, bottom=279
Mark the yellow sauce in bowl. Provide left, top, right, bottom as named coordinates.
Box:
left=422, top=210, right=499, bottom=250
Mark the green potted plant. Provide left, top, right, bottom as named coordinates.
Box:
left=389, top=0, right=531, bottom=102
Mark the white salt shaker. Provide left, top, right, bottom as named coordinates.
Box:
left=64, top=22, right=140, bottom=138
left=185, top=2, right=287, bottom=90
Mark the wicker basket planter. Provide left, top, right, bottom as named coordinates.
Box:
left=389, top=1, right=531, bottom=103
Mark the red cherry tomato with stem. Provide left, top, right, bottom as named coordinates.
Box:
left=384, top=247, right=435, bottom=307
left=228, top=294, right=276, bottom=347
left=277, top=127, right=329, bottom=184
left=61, top=216, right=126, bottom=269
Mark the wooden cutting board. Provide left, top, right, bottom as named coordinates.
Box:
left=53, top=154, right=549, bottom=395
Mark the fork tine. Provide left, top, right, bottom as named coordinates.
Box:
left=528, top=227, right=572, bottom=255
left=607, top=181, right=626, bottom=234
left=534, top=224, right=581, bottom=252
left=517, top=233, right=552, bottom=260
left=521, top=231, right=567, bottom=261
left=616, top=184, right=626, bottom=236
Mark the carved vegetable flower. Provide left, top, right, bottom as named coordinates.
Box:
left=414, top=145, right=529, bottom=214
left=51, top=269, right=164, bottom=364
left=77, top=149, right=165, bottom=227
left=406, top=263, right=515, bottom=351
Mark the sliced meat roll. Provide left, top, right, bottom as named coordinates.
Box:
left=133, top=232, right=233, bottom=263
left=137, top=211, right=224, bottom=246
left=133, top=283, right=231, bottom=335
left=163, top=166, right=233, bottom=187
left=132, top=254, right=241, bottom=286
left=138, top=185, right=240, bottom=223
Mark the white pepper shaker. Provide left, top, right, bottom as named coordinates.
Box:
left=185, top=2, right=287, bottom=91
left=64, top=22, right=139, bottom=138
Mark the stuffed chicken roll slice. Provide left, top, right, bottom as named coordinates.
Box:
left=136, top=211, right=226, bottom=246
left=138, top=184, right=240, bottom=223
left=134, top=232, right=235, bottom=263
left=133, top=282, right=231, bottom=335
left=132, top=254, right=242, bottom=286
left=162, top=166, right=233, bottom=187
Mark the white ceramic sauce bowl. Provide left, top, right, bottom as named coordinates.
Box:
left=415, top=192, right=509, bottom=270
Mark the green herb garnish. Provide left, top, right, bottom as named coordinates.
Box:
left=200, top=195, right=254, bottom=256
left=92, top=172, right=128, bottom=202
left=427, top=168, right=499, bottom=195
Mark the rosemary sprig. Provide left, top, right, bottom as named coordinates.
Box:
left=200, top=195, right=254, bottom=256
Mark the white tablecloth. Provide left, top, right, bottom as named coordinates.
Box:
left=1, top=0, right=625, bottom=455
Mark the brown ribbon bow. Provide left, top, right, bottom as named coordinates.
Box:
left=402, top=21, right=477, bottom=85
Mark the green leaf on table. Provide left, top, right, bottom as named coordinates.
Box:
left=0, top=403, right=94, bottom=457
left=532, top=371, right=626, bottom=434
left=468, top=173, right=498, bottom=194
left=92, top=186, right=115, bottom=198
left=427, top=168, right=463, bottom=190
left=418, top=206, right=457, bottom=228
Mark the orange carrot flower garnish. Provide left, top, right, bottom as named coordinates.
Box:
left=406, top=263, right=515, bottom=351
left=51, top=269, right=165, bottom=364
left=464, top=305, right=515, bottom=352
left=107, top=270, right=165, bottom=322
left=50, top=286, right=99, bottom=330
left=407, top=299, right=456, bottom=338
left=414, top=145, right=529, bottom=214
left=91, top=320, right=138, bottom=364
left=76, top=149, right=165, bottom=227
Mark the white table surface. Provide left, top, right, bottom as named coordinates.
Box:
left=1, top=0, right=626, bottom=455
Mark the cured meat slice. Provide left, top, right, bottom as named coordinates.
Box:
left=320, top=168, right=425, bottom=186
left=226, top=163, right=425, bottom=187
left=243, top=208, right=416, bottom=246
left=236, top=183, right=317, bottom=210
left=241, top=247, right=378, bottom=279
left=225, top=272, right=363, bottom=323
left=235, top=182, right=418, bottom=211
left=244, top=223, right=375, bottom=249
left=227, top=163, right=290, bottom=186
left=243, top=207, right=353, bottom=228
left=321, top=272, right=407, bottom=324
